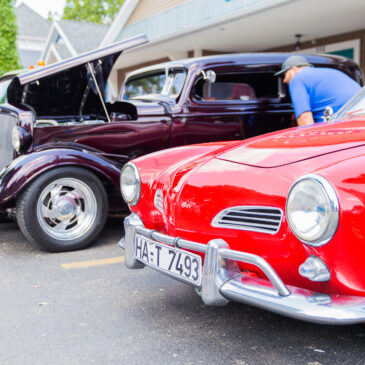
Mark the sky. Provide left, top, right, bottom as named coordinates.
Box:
left=16, top=0, right=66, bottom=19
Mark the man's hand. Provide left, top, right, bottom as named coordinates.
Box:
left=297, top=111, right=314, bottom=126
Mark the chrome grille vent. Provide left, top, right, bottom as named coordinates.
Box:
left=0, top=113, right=17, bottom=171
left=212, top=206, right=283, bottom=234
left=154, top=189, right=164, bottom=214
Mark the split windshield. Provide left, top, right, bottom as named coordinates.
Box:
left=121, top=68, right=186, bottom=100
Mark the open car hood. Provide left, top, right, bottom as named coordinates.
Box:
left=7, top=35, right=148, bottom=117
left=216, top=118, right=365, bottom=167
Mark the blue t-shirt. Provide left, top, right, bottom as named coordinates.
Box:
left=289, top=67, right=361, bottom=123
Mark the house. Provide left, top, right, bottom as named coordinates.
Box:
left=100, top=0, right=365, bottom=89
left=40, top=20, right=109, bottom=65
left=16, top=3, right=51, bottom=68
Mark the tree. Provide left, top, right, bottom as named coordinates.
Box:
left=62, top=0, right=125, bottom=24
left=0, top=0, right=19, bottom=74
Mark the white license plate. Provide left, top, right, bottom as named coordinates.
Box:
left=134, top=234, right=202, bottom=286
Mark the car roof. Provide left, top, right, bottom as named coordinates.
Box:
left=125, top=53, right=359, bottom=79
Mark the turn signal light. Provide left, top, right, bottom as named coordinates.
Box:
left=299, top=256, right=330, bottom=282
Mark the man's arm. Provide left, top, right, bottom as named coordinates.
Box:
left=297, top=111, right=314, bottom=126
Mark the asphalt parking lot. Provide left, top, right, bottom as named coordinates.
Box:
left=1, top=218, right=365, bottom=365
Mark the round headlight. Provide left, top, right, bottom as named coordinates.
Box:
left=120, top=162, right=141, bottom=206
left=286, top=174, right=339, bottom=246
left=11, top=127, right=21, bottom=152
left=11, top=126, right=31, bottom=153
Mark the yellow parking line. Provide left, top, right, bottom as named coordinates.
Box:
left=61, top=256, right=125, bottom=269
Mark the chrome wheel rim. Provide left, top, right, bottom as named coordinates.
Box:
left=36, top=178, right=97, bottom=241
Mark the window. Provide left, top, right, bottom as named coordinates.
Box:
left=193, top=72, right=279, bottom=102
left=122, top=69, right=186, bottom=100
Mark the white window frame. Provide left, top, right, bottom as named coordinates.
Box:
left=299, top=39, right=360, bottom=64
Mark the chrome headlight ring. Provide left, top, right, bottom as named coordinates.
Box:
left=286, top=174, right=339, bottom=247
left=120, top=162, right=141, bottom=206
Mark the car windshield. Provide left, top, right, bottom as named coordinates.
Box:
left=0, top=78, right=12, bottom=104
left=121, top=68, right=186, bottom=100
left=333, top=87, right=365, bottom=119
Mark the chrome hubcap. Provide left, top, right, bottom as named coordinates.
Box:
left=36, top=178, right=97, bottom=241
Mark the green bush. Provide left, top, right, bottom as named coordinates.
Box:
left=0, top=0, right=20, bottom=75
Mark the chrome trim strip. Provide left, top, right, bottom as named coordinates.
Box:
left=212, top=206, right=283, bottom=234
left=222, top=215, right=281, bottom=223
left=121, top=213, right=365, bottom=324
left=223, top=210, right=281, bottom=217
left=218, top=219, right=279, bottom=228
left=135, top=226, right=207, bottom=253
left=17, top=35, right=148, bottom=85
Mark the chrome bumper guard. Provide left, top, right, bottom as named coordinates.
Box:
left=119, top=213, right=365, bottom=325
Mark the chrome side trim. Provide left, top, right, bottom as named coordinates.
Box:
left=121, top=213, right=365, bottom=324
left=212, top=206, right=283, bottom=234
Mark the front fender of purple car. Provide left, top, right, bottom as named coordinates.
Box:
left=0, top=147, right=122, bottom=208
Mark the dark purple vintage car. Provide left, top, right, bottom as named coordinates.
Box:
left=0, top=34, right=362, bottom=251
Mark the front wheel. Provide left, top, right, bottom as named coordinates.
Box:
left=16, top=167, right=108, bottom=252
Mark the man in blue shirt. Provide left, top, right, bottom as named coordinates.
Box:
left=275, top=55, right=361, bottom=126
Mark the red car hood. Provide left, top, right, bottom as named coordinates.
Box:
left=216, top=118, right=365, bottom=168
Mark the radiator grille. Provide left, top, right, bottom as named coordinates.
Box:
left=212, top=206, right=283, bottom=234
left=0, top=113, right=17, bottom=171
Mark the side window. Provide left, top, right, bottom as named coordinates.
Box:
left=193, top=72, right=280, bottom=102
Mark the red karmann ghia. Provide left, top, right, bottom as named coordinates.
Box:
left=119, top=88, right=365, bottom=325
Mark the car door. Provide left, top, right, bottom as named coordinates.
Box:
left=177, top=65, right=293, bottom=145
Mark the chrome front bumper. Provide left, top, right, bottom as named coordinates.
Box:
left=119, top=213, right=365, bottom=325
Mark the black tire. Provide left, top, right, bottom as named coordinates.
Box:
left=16, top=167, right=108, bottom=252
left=0, top=211, right=10, bottom=223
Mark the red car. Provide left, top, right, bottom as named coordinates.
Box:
left=119, top=87, right=365, bottom=324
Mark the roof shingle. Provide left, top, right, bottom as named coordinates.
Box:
left=16, top=3, right=51, bottom=39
